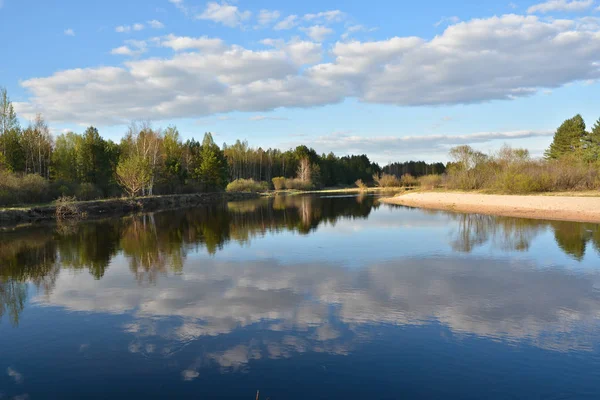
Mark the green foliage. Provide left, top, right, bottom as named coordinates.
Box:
left=545, top=114, right=587, bottom=160
left=116, top=155, right=151, bottom=197
left=383, top=161, right=446, bottom=177
left=0, top=170, right=52, bottom=206
left=226, top=179, right=269, bottom=193
left=446, top=144, right=600, bottom=193
left=194, top=133, right=229, bottom=191
left=76, top=183, right=103, bottom=201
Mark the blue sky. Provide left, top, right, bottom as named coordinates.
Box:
left=1, top=0, right=600, bottom=163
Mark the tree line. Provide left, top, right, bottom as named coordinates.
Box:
left=443, top=114, right=600, bottom=193
left=0, top=87, right=444, bottom=206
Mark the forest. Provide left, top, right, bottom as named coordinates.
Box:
left=0, top=87, right=441, bottom=206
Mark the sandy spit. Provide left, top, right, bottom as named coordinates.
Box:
left=380, top=192, right=600, bottom=223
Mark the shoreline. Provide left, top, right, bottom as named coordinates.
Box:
left=0, top=192, right=259, bottom=227
left=380, top=192, right=600, bottom=223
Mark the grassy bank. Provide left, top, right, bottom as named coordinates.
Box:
left=0, top=192, right=259, bottom=226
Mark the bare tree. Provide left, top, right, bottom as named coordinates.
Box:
left=297, top=157, right=311, bottom=182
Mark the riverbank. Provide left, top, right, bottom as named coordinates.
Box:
left=380, top=192, right=600, bottom=223
left=0, top=192, right=259, bottom=226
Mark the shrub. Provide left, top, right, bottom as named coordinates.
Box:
left=0, top=172, right=52, bottom=206
left=418, top=174, right=443, bottom=190
left=355, top=179, right=368, bottom=191
left=226, top=178, right=269, bottom=193
left=400, top=173, right=419, bottom=187
left=284, top=178, right=313, bottom=190
left=373, top=173, right=400, bottom=187
left=272, top=177, right=286, bottom=191
left=76, top=183, right=103, bottom=201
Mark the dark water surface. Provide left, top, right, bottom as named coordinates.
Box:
left=1, top=194, right=600, bottom=399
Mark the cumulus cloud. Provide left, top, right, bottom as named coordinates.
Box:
left=15, top=14, right=600, bottom=125
left=307, top=130, right=553, bottom=160
left=7, top=368, right=23, bottom=384
left=110, top=40, right=147, bottom=57
left=301, top=25, right=334, bottom=42
left=34, top=250, right=600, bottom=354
left=197, top=2, right=251, bottom=27
left=168, top=0, right=188, bottom=14
left=434, top=16, right=460, bottom=27
left=159, top=34, right=224, bottom=52
left=527, top=0, right=594, bottom=13
left=257, top=9, right=280, bottom=26
left=148, top=19, right=165, bottom=29
left=249, top=115, right=289, bottom=121
left=274, top=15, right=298, bottom=30
left=341, top=25, right=376, bottom=40
left=64, top=28, right=75, bottom=36
left=261, top=38, right=323, bottom=65
left=303, top=10, right=345, bottom=22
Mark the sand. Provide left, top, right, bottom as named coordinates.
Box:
left=380, top=192, right=600, bottom=223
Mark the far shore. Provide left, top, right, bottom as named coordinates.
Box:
left=380, top=191, right=600, bottom=223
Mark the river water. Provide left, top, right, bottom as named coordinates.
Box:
left=1, top=194, right=599, bottom=399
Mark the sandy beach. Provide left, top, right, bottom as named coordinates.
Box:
left=380, top=192, right=600, bottom=223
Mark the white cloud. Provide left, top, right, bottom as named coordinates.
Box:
left=303, top=10, right=345, bottom=22
left=64, top=28, right=75, bottom=36
left=509, top=2, right=518, bottom=9
left=7, top=367, right=23, bottom=384
left=434, top=16, right=460, bottom=27
left=159, top=34, right=225, bottom=52
left=527, top=0, right=594, bottom=13
left=274, top=15, right=298, bottom=30
left=308, top=130, right=553, bottom=160
left=261, top=38, right=323, bottom=65
left=169, top=0, right=188, bottom=14
left=148, top=20, right=165, bottom=29
left=110, top=40, right=147, bottom=57
left=341, top=25, right=377, bottom=40
left=15, top=15, right=600, bottom=125
left=301, top=25, right=334, bottom=42
left=196, top=2, right=251, bottom=27
left=257, top=9, right=280, bottom=26
left=116, top=23, right=147, bottom=33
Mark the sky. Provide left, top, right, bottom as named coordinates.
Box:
left=1, top=0, right=600, bottom=163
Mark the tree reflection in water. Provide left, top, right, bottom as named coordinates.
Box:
left=1, top=195, right=599, bottom=326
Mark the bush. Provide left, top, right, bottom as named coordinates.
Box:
left=445, top=145, right=600, bottom=193
left=272, top=177, right=286, bottom=191
left=373, top=173, right=400, bottom=187
left=284, top=178, right=313, bottom=191
left=400, top=173, right=419, bottom=187
left=76, top=183, right=103, bottom=201
left=355, top=179, right=368, bottom=191
left=418, top=174, right=443, bottom=190
left=0, top=171, right=52, bottom=206
left=226, top=179, right=269, bottom=193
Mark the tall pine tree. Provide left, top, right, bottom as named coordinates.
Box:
left=545, top=114, right=587, bottom=159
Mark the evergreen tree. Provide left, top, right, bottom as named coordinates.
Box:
left=582, top=118, right=600, bottom=162
left=545, top=114, right=587, bottom=159
left=196, top=133, right=228, bottom=190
